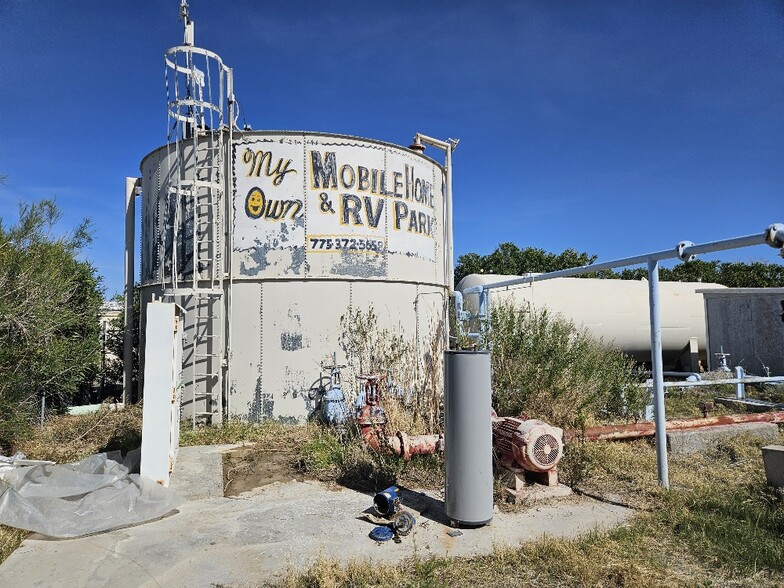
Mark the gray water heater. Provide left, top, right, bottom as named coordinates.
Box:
left=444, top=350, right=494, bottom=526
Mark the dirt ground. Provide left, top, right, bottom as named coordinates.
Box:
left=223, top=444, right=305, bottom=496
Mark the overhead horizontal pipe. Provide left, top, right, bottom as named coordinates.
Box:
left=462, top=223, right=784, bottom=294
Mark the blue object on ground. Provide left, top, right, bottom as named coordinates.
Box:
left=369, top=525, right=394, bottom=542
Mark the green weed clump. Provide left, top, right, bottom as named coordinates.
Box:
left=299, top=427, right=444, bottom=492
left=486, top=302, right=643, bottom=428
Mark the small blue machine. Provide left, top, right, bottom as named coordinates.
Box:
left=373, top=485, right=401, bottom=516
left=372, top=485, right=416, bottom=537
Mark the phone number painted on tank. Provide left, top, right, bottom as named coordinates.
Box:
left=308, top=235, right=385, bottom=254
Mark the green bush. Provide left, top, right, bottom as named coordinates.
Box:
left=0, top=200, right=102, bottom=449
left=486, top=302, right=642, bottom=428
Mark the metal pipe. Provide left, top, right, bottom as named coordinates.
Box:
left=641, top=371, right=702, bottom=380
left=462, top=224, right=784, bottom=295
left=445, top=145, right=454, bottom=294
left=647, top=258, right=669, bottom=488
left=412, top=133, right=458, bottom=349
left=123, top=177, right=141, bottom=405
left=643, top=375, right=784, bottom=389
left=565, top=410, right=784, bottom=442
left=225, top=69, right=235, bottom=420
left=735, top=366, right=746, bottom=400
left=359, top=421, right=442, bottom=460
left=462, top=224, right=782, bottom=488
left=681, top=233, right=770, bottom=257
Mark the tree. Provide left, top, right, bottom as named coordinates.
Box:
left=0, top=200, right=103, bottom=447
left=456, top=242, right=784, bottom=288
left=454, top=243, right=597, bottom=285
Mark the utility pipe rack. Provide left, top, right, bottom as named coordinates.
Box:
left=463, top=223, right=784, bottom=489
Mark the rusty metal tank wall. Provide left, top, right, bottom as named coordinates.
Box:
left=140, top=131, right=448, bottom=422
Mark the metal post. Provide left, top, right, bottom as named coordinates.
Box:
left=445, top=144, right=455, bottom=295
left=124, top=177, right=140, bottom=405
left=647, top=258, right=669, bottom=489
left=735, top=366, right=746, bottom=399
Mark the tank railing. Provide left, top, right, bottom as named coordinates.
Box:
left=165, top=45, right=230, bottom=138
left=461, top=223, right=784, bottom=490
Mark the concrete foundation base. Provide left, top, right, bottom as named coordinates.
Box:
left=762, top=445, right=784, bottom=488
left=498, top=466, right=571, bottom=504
left=506, top=483, right=573, bottom=504
left=667, top=422, right=780, bottom=455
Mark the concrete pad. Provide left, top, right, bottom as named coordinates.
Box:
left=0, top=446, right=634, bottom=587
left=762, top=445, right=784, bottom=487
left=667, top=422, right=780, bottom=455
left=169, top=444, right=243, bottom=500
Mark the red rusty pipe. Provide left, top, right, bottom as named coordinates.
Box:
left=391, top=431, right=443, bottom=460
left=565, top=410, right=784, bottom=442
left=360, top=423, right=443, bottom=460
left=357, top=405, right=443, bottom=460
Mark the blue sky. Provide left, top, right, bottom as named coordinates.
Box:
left=1, top=1, right=782, bottom=297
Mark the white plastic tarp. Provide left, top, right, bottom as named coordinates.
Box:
left=0, top=452, right=184, bottom=538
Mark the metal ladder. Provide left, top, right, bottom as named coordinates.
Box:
left=186, top=131, right=224, bottom=426
left=163, top=5, right=232, bottom=426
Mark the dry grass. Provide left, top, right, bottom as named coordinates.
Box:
left=0, top=526, right=27, bottom=566
left=4, top=402, right=783, bottom=587
left=338, top=307, right=444, bottom=436
left=180, top=419, right=312, bottom=448
left=16, top=403, right=143, bottom=463
left=283, top=430, right=784, bottom=588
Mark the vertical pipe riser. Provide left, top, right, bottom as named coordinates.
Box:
left=647, top=259, right=669, bottom=489
left=124, top=177, right=139, bottom=405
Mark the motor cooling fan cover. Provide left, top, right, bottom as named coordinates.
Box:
left=513, top=419, right=564, bottom=472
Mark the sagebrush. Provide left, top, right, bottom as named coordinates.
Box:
left=486, top=302, right=643, bottom=428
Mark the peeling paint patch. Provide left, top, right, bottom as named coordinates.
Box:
left=240, top=241, right=272, bottom=275
left=288, top=246, right=306, bottom=274
left=330, top=250, right=386, bottom=278
left=281, top=332, right=303, bottom=351
left=248, top=377, right=275, bottom=421
left=239, top=242, right=305, bottom=277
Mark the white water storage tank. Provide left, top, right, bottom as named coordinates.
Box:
left=139, top=131, right=449, bottom=422
left=457, top=274, right=726, bottom=368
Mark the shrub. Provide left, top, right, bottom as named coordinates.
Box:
left=486, top=302, right=642, bottom=428
left=0, top=200, right=103, bottom=449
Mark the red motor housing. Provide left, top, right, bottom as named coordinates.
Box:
left=491, top=417, right=564, bottom=472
